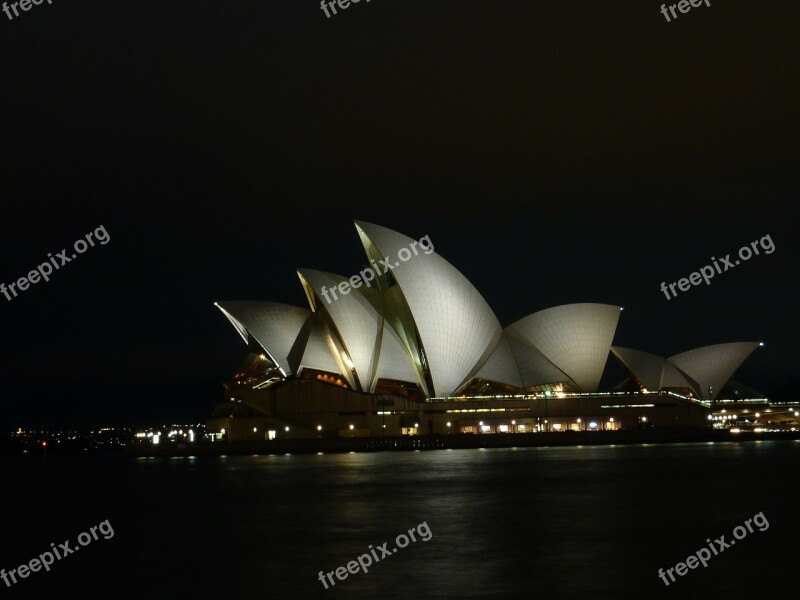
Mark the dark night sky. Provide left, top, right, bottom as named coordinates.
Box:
left=0, top=0, right=797, bottom=429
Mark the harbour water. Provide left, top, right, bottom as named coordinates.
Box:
left=2, top=440, right=797, bottom=599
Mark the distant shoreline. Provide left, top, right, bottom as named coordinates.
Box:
left=126, top=429, right=800, bottom=457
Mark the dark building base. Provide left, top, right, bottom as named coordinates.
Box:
left=127, top=428, right=800, bottom=457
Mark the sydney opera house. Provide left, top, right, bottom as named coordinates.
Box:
left=209, top=222, right=765, bottom=441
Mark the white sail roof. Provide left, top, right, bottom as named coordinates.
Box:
left=506, top=303, right=621, bottom=392
left=668, top=342, right=760, bottom=400
left=355, top=221, right=502, bottom=397
left=611, top=346, right=696, bottom=392
left=215, top=301, right=310, bottom=376
left=297, top=269, right=382, bottom=392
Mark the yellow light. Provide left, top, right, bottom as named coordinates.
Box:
left=349, top=424, right=354, bottom=430
left=317, top=425, right=322, bottom=431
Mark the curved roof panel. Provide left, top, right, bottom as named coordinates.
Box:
left=298, top=319, right=346, bottom=379
left=297, top=269, right=383, bottom=391
left=611, top=346, right=697, bottom=392
left=506, top=332, right=576, bottom=389
left=215, top=301, right=311, bottom=376
left=611, top=347, right=665, bottom=391
left=355, top=221, right=502, bottom=397
left=371, top=322, right=426, bottom=392
left=475, top=333, right=523, bottom=388
left=507, top=303, right=621, bottom=392
left=668, top=342, right=760, bottom=400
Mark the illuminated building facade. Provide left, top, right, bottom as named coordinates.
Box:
left=209, top=222, right=764, bottom=440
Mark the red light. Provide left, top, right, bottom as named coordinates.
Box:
left=42, top=441, right=47, bottom=447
